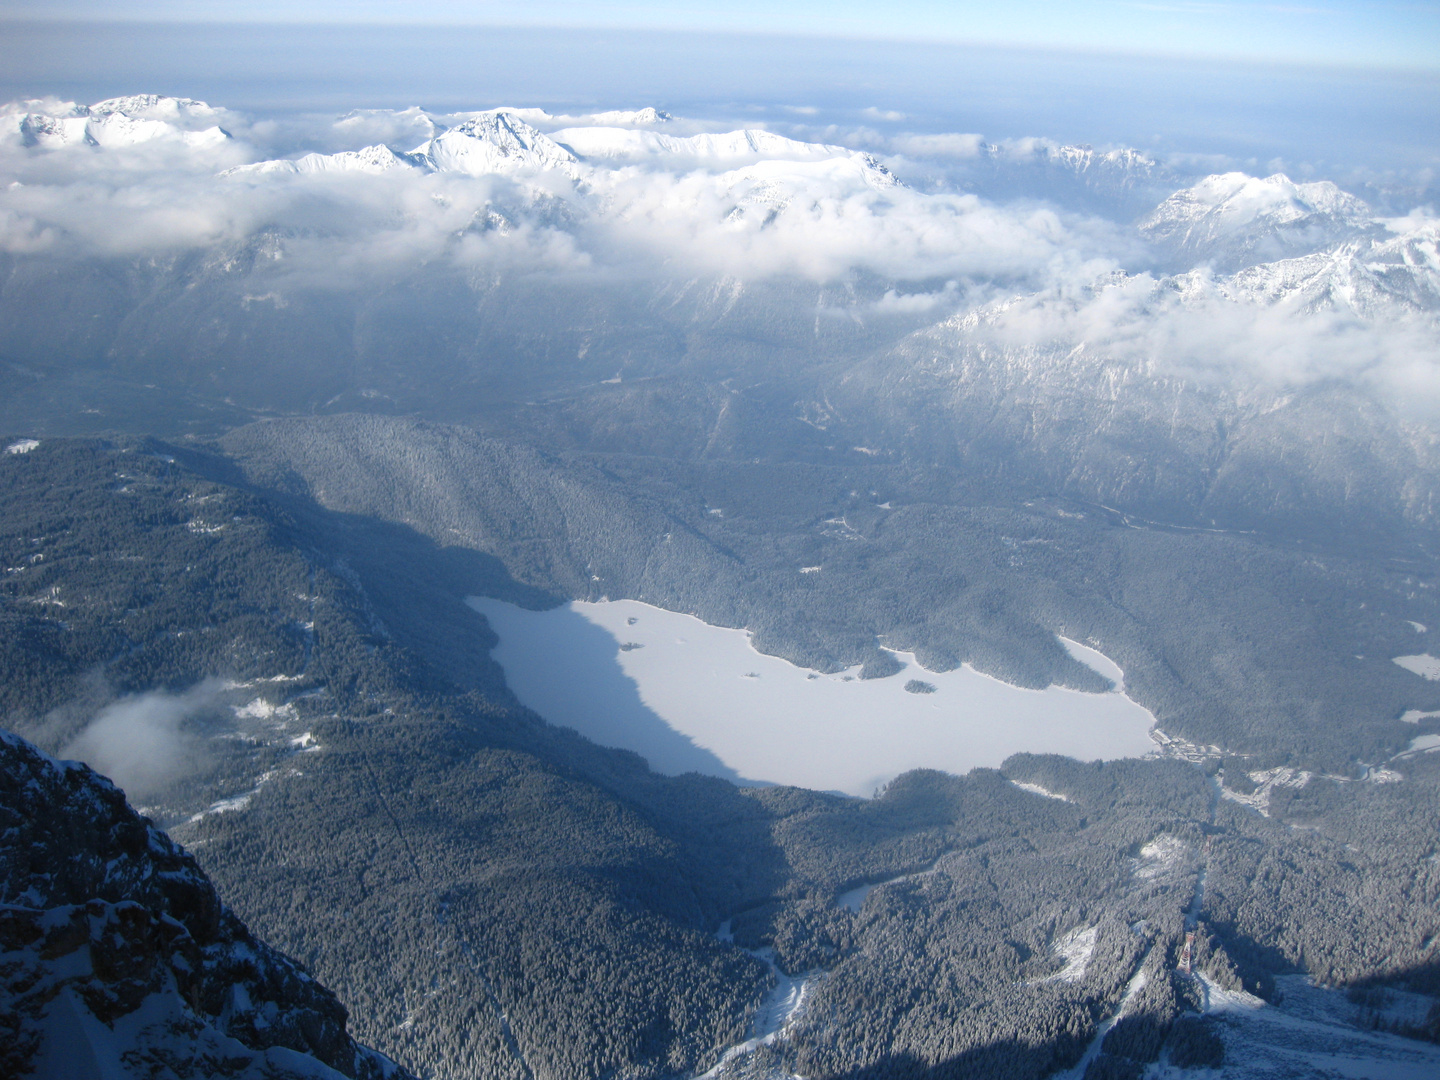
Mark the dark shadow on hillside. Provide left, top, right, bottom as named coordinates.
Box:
left=467, top=597, right=749, bottom=784
left=826, top=1034, right=1087, bottom=1079
left=174, top=438, right=747, bottom=784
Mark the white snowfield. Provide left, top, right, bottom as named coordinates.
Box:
left=1393, top=653, right=1440, bottom=680
left=468, top=597, right=1156, bottom=796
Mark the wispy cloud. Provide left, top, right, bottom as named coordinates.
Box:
left=62, top=679, right=227, bottom=800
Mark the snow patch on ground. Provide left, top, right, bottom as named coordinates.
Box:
left=187, top=769, right=280, bottom=822
left=469, top=597, right=1157, bottom=796
left=1047, top=926, right=1097, bottom=983
left=1062, top=961, right=1148, bottom=1078
left=5, top=438, right=40, bottom=454
left=1134, top=836, right=1188, bottom=880
left=1408, top=621, right=1428, bottom=633
left=1010, top=780, right=1071, bottom=802
left=234, top=698, right=298, bottom=721
left=1400, top=709, right=1440, bottom=723
left=1393, top=654, right=1440, bottom=680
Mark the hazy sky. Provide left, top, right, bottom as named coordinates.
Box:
left=5, top=1, right=1438, bottom=70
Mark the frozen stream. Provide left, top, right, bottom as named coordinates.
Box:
left=469, top=597, right=1157, bottom=796
left=698, top=922, right=814, bottom=1079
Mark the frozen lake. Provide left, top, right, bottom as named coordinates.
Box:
left=468, top=597, right=1157, bottom=796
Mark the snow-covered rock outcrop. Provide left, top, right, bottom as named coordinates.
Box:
left=0, top=730, right=411, bottom=1080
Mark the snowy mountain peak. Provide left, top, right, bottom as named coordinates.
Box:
left=1141, top=171, right=1376, bottom=271
left=226, top=143, right=429, bottom=178
left=1211, top=214, right=1440, bottom=317
left=983, top=139, right=1158, bottom=178
left=15, top=112, right=90, bottom=148
left=1156, top=171, right=1369, bottom=225
left=88, top=95, right=219, bottom=122
left=551, top=124, right=896, bottom=192
left=420, top=111, right=580, bottom=178
left=6, top=94, right=230, bottom=151
left=586, top=106, right=672, bottom=126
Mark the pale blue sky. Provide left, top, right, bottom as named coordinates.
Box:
left=4, top=1, right=1438, bottom=71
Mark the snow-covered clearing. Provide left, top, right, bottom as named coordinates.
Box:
left=1134, top=836, right=1188, bottom=881
left=1392, top=653, right=1440, bottom=679
left=1047, top=925, right=1098, bottom=984
left=234, top=697, right=297, bottom=721
left=1219, top=766, right=1313, bottom=816
left=1190, top=974, right=1440, bottom=1080
left=1400, top=709, right=1440, bottom=723
left=468, top=597, right=1157, bottom=796
left=1395, top=734, right=1440, bottom=759
left=5, top=439, right=40, bottom=454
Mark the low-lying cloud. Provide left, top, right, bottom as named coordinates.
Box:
left=2, top=94, right=1437, bottom=409
left=0, top=95, right=1135, bottom=289
left=61, top=679, right=226, bottom=800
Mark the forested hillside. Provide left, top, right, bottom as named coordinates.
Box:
left=4, top=436, right=1439, bottom=1079
left=222, top=413, right=1440, bottom=771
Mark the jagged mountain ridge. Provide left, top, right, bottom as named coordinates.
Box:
left=3, top=94, right=230, bottom=150
left=1214, top=217, right=1440, bottom=316
left=825, top=210, right=1440, bottom=541
left=0, top=729, right=411, bottom=1080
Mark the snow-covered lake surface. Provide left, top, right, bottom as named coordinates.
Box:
left=467, top=597, right=1157, bottom=795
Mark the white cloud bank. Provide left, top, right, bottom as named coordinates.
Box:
left=1, top=94, right=1437, bottom=406
left=0, top=95, right=1130, bottom=287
